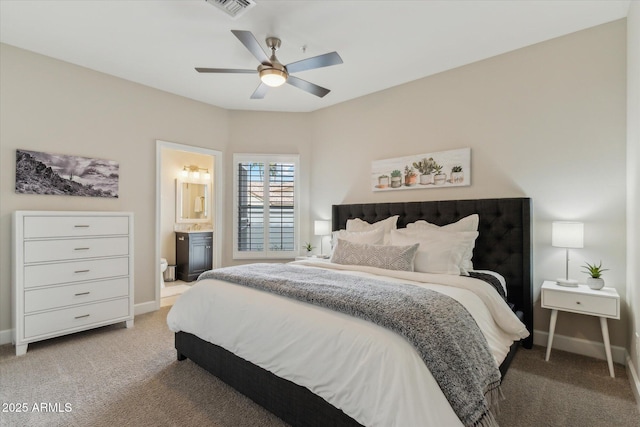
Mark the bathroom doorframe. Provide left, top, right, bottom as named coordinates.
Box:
left=155, top=140, right=223, bottom=309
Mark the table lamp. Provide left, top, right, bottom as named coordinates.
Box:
left=551, top=221, right=584, bottom=286
left=314, top=220, right=331, bottom=258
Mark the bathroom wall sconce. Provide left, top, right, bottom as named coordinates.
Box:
left=552, top=221, right=584, bottom=286
left=180, top=165, right=211, bottom=181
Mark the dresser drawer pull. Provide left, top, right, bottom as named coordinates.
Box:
left=576, top=301, right=581, bottom=305
left=74, top=269, right=90, bottom=274
left=74, top=247, right=90, bottom=251
left=74, top=314, right=90, bottom=319
left=74, top=292, right=91, bottom=296
left=74, top=225, right=90, bottom=228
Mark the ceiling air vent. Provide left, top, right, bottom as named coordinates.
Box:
left=205, top=0, right=256, bottom=19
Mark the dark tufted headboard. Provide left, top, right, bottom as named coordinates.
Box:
left=332, top=197, right=533, bottom=349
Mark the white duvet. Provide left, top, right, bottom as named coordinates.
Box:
left=167, top=260, right=529, bottom=427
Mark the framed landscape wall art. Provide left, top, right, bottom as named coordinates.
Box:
left=372, top=147, right=470, bottom=192
left=15, top=149, right=119, bottom=198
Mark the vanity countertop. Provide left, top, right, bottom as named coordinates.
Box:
left=176, top=229, right=213, bottom=234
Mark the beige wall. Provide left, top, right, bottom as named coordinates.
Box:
left=0, top=43, right=229, bottom=332
left=310, top=20, right=628, bottom=348
left=627, top=1, right=640, bottom=378
left=224, top=111, right=313, bottom=266
left=0, top=18, right=632, bottom=357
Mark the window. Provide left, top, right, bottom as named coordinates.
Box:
left=233, top=154, right=299, bottom=259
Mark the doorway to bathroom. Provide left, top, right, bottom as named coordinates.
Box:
left=155, top=140, right=222, bottom=308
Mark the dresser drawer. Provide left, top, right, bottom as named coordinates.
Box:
left=24, top=298, right=130, bottom=339
left=24, top=237, right=129, bottom=263
left=23, top=216, right=129, bottom=239
left=542, top=289, right=618, bottom=318
left=24, top=257, right=129, bottom=288
left=24, top=278, right=129, bottom=313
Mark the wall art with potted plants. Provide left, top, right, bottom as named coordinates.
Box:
left=371, top=148, right=470, bottom=192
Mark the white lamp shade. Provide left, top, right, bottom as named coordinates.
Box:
left=314, top=220, right=331, bottom=236
left=552, top=221, right=584, bottom=248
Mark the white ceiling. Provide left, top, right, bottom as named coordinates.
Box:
left=0, top=1, right=631, bottom=113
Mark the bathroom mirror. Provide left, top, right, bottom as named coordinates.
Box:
left=176, top=179, right=210, bottom=223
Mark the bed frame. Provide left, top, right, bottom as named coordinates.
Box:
left=175, top=197, right=533, bottom=426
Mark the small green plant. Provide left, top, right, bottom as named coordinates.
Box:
left=304, top=242, right=315, bottom=252
left=390, top=169, right=402, bottom=177
left=451, top=165, right=463, bottom=173
left=404, top=165, right=416, bottom=177
left=433, top=163, right=443, bottom=175
left=413, top=157, right=436, bottom=175
left=581, top=261, right=609, bottom=278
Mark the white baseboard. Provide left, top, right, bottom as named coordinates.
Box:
left=626, top=351, right=640, bottom=413
left=0, top=301, right=160, bottom=347
left=0, top=328, right=12, bottom=346
left=134, top=300, right=159, bottom=316
left=533, top=329, right=627, bottom=365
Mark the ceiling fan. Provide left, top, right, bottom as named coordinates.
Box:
left=196, top=30, right=343, bottom=99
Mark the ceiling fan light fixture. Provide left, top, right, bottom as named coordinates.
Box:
left=260, top=68, right=288, bottom=87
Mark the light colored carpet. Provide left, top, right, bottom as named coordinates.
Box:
left=1, top=307, right=638, bottom=427
left=161, top=283, right=190, bottom=298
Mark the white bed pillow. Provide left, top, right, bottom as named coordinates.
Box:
left=406, top=214, right=479, bottom=232
left=390, top=228, right=478, bottom=275
left=406, top=214, right=479, bottom=272
left=331, top=227, right=386, bottom=248
left=331, top=238, right=418, bottom=271
left=346, top=215, right=399, bottom=244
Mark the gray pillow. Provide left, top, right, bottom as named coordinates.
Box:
left=331, top=239, right=419, bottom=271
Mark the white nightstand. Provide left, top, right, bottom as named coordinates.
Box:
left=295, top=255, right=330, bottom=261
left=541, top=280, right=620, bottom=377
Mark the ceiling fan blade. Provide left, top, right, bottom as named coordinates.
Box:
left=231, top=30, right=271, bottom=65
left=285, top=51, right=343, bottom=74
left=286, top=76, right=330, bottom=98
left=250, top=82, right=269, bottom=99
left=195, top=68, right=257, bottom=74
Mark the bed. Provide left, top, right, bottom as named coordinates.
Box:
left=168, top=197, right=533, bottom=427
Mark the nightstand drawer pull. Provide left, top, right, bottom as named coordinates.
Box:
left=74, top=314, right=90, bottom=319
left=74, top=269, right=90, bottom=274
left=74, top=225, right=90, bottom=228
left=542, top=286, right=619, bottom=318
left=74, top=247, right=90, bottom=251
left=74, top=292, right=90, bottom=296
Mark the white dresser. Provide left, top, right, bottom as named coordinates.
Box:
left=12, top=211, right=134, bottom=356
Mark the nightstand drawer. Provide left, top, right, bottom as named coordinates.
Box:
left=542, top=289, right=618, bottom=318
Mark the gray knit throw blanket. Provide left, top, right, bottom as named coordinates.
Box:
left=199, top=264, right=502, bottom=427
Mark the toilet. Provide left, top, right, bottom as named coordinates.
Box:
left=160, top=258, right=168, bottom=288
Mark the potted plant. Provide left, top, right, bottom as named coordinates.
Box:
left=390, top=169, right=402, bottom=188
left=303, top=242, right=315, bottom=256
left=450, top=165, right=464, bottom=184
left=404, top=166, right=418, bottom=186
left=413, top=157, right=435, bottom=185
left=582, top=261, right=609, bottom=290
left=433, top=163, right=446, bottom=185
left=378, top=174, right=389, bottom=188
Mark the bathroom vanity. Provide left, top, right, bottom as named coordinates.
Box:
left=175, top=231, right=213, bottom=282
